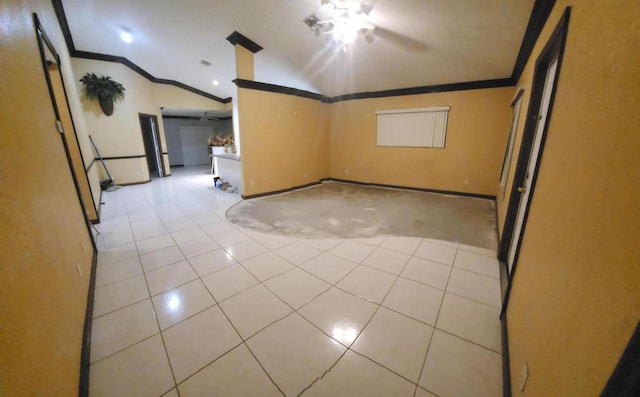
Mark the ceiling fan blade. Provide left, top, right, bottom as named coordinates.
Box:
left=372, top=26, right=428, bottom=52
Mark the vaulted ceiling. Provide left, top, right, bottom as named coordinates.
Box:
left=60, top=0, right=536, bottom=101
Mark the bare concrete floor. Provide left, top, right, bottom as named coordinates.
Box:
left=226, top=182, right=498, bottom=250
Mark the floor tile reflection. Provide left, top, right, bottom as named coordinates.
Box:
left=89, top=166, right=503, bottom=396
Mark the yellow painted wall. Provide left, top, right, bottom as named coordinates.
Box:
left=237, top=88, right=330, bottom=196
left=0, top=1, right=95, bottom=395
left=235, top=45, right=255, bottom=80
left=72, top=58, right=229, bottom=184
left=501, top=1, right=640, bottom=395
left=328, top=88, right=513, bottom=196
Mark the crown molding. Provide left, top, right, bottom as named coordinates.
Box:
left=226, top=31, right=263, bottom=53
left=51, top=0, right=231, bottom=104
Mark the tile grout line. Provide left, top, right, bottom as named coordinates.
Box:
left=173, top=226, right=288, bottom=397
left=226, top=236, right=388, bottom=395
left=296, top=236, right=427, bottom=395
left=95, top=171, right=502, bottom=396
left=131, top=191, right=183, bottom=397
left=412, top=246, right=459, bottom=397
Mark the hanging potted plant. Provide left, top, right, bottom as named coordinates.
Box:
left=79, top=73, right=126, bottom=116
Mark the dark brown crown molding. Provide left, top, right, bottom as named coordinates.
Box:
left=234, top=78, right=513, bottom=103
left=226, top=31, right=263, bottom=53
left=162, top=115, right=232, bottom=121
left=511, top=0, right=557, bottom=82
left=52, top=0, right=554, bottom=105
left=233, top=79, right=326, bottom=101
left=51, top=0, right=231, bottom=104
left=327, top=78, right=513, bottom=103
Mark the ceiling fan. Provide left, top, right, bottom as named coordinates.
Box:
left=200, top=112, right=219, bottom=121
left=303, top=0, right=427, bottom=51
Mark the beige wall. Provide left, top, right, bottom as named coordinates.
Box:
left=237, top=88, right=330, bottom=196
left=328, top=88, right=513, bottom=196
left=0, top=1, right=95, bottom=395
left=500, top=1, right=640, bottom=395
left=72, top=58, right=230, bottom=184
left=72, top=59, right=157, bottom=183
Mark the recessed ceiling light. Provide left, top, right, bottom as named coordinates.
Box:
left=212, top=80, right=219, bottom=86
left=120, top=30, right=133, bottom=43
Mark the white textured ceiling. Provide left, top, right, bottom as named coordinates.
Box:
left=62, top=0, right=535, bottom=100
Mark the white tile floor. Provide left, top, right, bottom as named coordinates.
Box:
left=90, top=166, right=503, bottom=397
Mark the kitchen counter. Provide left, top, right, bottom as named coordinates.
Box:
left=212, top=153, right=242, bottom=194
left=213, top=153, right=241, bottom=161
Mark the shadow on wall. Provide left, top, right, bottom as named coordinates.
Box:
left=80, top=94, right=104, bottom=117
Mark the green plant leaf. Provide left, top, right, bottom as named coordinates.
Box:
left=79, top=73, right=126, bottom=102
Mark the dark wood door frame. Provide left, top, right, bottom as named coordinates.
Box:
left=497, top=9, right=571, bottom=397
left=33, top=15, right=99, bottom=225
left=34, top=14, right=97, bottom=397
left=138, top=113, right=166, bottom=178
left=34, top=14, right=97, bottom=244
left=498, top=8, right=571, bottom=313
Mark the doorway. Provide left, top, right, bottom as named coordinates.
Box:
left=139, top=114, right=165, bottom=178
left=34, top=15, right=98, bottom=232
left=179, top=126, right=214, bottom=166
left=499, top=9, right=570, bottom=309
left=506, top=57, right=558, bottom=273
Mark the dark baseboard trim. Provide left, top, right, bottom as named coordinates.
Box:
left=79, top=250, right=98, bottom=397
left=102, top=155, right=146, bottom=160
left=241, top=178, right=496, bottom=201
left=328, top=178, right=496, bottom=200
left=233, top=79, right=325, bottom=102
left=226, top=31, right=263, bottom=53
left=242, top=181, right=323, bottom=200
left=86, top=157, right=97, bottom=172
left=501, top=312, right=512, bottom=397
left=511, top=0, right=557, bottom=83
left=119, top=179, right=152, bottom=186
left=499, top=260, right=510, bottom=302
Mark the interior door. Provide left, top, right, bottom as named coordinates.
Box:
left=507, top=57, right=559, bottom=273
left=139, top=114, right=165, bottom=178
left=179, top=126, right=213, bottom=166
left=34, top=15, right=97, bottom=245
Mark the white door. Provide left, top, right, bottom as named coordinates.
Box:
left=507, top=57, right=559, bottom=273
left=179, top=127, right=213, bottom=166
left=150, top=118, right=164, bottom=177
